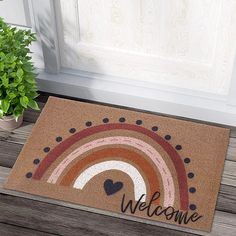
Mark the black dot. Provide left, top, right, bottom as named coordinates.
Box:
left=56, top=136, right=62, bottom=142
left=136, top=120, right=142, bottom=125
left=165, top=135, right=171, bottom=140
left=184, top=158, right=191, bottom=164
left=86, top=121, right=92, bottom=127
left=26, top=172, right=32, bottom=178
left=43, top=147, right=50, bottom=153
left=69, top=128, right=76, bottom=133
left=189, top=204, right=196, bottom=211
left=103, top=118, right=109, bottom=123
left=152, top=126, right=158, bottom=132
left=119, top=117, right=126, bottom=123
left=175, top=145, right=182, bottom=150
left=188, top=172, right=194, bottom=178
left=189, top=187, right=196, bottom=193
left=33, top=159, right=40, bottom=165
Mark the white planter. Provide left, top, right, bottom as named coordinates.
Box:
left=0, top=114, right=23, bottom=131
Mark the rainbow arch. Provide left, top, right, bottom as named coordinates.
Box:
left=32, top=123, right=189, bottom=210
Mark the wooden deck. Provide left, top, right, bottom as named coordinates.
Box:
left=0, top=92, right=236, bottom=236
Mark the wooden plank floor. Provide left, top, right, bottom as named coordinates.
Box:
left=0, top=92, right=236, bottom=236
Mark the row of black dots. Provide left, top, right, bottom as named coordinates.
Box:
left=25, top=133, right=64, bottom=178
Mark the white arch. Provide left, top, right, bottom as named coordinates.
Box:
left=73, top=160, right=147, bottom=201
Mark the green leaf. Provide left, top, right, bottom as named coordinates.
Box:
left=9, top=72, right=16, bottom=77
left=1, top=99, right=10, bottom=113
left=16, top=68, right=24, bottom=79
left=20, top=96, right=29, bottom=108
left=19, top=91, right=25, bottom=96
left=0, top=52, right=5, bottom=61
left=8, top=55, right=17, bottom=63
left=24, top=74, right=35, bottom=84
left=28, top=91, right=39, bottom=99
left=13, top=105, right=23, bottom=119
left=0, top=109, right=3, bottom=118
left=23, top=64, right=33, bottom=72
left=0, top=62, right=4, bottom=71
left=8, top=92, right=16, bottom=99
left=10, top=82, right=19, bottom=88
left=14, top=76, right=23, bottom=85
left=28, top=99, right=40, bottom=110
left=2, top=73, right=8, bottom=87
left=18, top=85, right=25, bottom=92
left=9, top=62, right=16, bottom=69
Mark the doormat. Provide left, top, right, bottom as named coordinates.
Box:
left=4, top=97, right=229, bottom=232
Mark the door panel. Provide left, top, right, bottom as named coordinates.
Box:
left=58, top=0, right=236, bottom=95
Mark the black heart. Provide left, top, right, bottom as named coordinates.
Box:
left=104, top=179, right=123, bottom=196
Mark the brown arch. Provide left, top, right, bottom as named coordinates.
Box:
left=61, top=147, right=161, bottom=204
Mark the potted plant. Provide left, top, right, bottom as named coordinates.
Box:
left=0, top=17, right=39, bottom=131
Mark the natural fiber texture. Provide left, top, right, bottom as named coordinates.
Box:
left=4, top=96, right=229, bottom=232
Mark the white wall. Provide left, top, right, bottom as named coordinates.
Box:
left=0, top=0, right=31, bottom=26
left=0, top=0, right=44, bottom=69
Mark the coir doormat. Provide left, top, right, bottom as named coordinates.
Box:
left=4, top=97, right=230, bottom=232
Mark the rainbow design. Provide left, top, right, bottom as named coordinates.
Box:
left=31, top=122, right=190, bottom=211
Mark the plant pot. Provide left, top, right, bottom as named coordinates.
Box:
left=0, top=114, right=23, bottom=131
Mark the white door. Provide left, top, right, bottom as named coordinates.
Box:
left=58, top=0, right=236, bottom=96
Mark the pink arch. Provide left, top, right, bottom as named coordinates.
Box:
left=47, top=136, right=175, bottom=207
